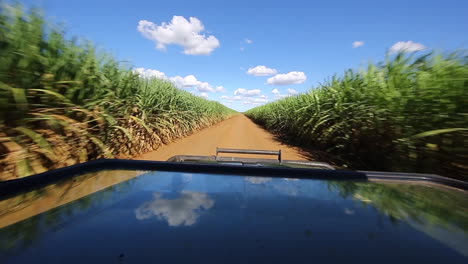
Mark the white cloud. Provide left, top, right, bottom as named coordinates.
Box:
left=246, top=177, right=272, bottom=184
left=270, top=88, right=295, bottom=99
left=169, top=76, right=225, bottom=93
left=137, top=16, right=220, bottom=55
left=245, top=38, right=253, bottom=44
left=170, top=75, right=202, bottom=88
left=247, top=66, right=278, bottom=76
left=221, top=89, right=269, bottom=106
left=199, top=92, right=209, bottom=98
left=218, top=95, right=242, bottom=101
left=389, top=41, right=426, bottom=53
left=133, top=68, right=167, bottom=79
left=271, top=88, right=294, bottom=99
left=135, top=68, right=225, bottom=94
left=287, top=88, right=298, bottom=95
left=352, top=41, right=364, bottom=48
left=197, top=82, right=215, bottom=92
left=267, top=71, right=307, bottom=85
left=283, top=178, right=299, bottom=181
left=170, top=75, right=215, bottom=92
left=135, top=191, right=215, bottom=226
left=274, top=94, right=290, bottom=99
left=242, top=98, right=269, bottom=105
left=234, top=88, right=261, bottom=97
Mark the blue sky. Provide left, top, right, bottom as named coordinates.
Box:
left=23, top=0, right=468, bottom=111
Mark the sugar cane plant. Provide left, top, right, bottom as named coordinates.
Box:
left=246, top=52, right=468, bottom=180
left=0, top=4, right=236, bottom=180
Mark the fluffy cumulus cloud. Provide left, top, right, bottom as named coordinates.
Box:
left=271, top=88, right=285, bottom=98
left=135, top=191, right=215, bottom=226
left=195, top=82, right=214, bottom=92
left=353, top=41, right=365, bottom=48
left=137, top=16, right=220, bottom=55
left=243, top=98, right=268, bottom=105
left=170, top=75, right=224, bottom=93
left=234, top=88, right=261, bottom=97
left=287, top=88, right=298, bottom=94
left=133, top=68, right=167, bottom=79
left=220, top=96, right=268, bottom=105
left=389, top=41, right=426, bottom=53
left=216, top=86, right=226, bottom=92
left=170, top=75, right=201, bottom=88
left=199, top=92, right=209, bottom=98
left=247, top=66, right=278, bottom=76
left=271, top=88, right=299, bottom=98
left=134, top=68, right=225, bottom=95
left=221, top=88, right=269, bottom=106
left=267, top=71, right=307, bottom=85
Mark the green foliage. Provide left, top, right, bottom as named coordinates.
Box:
left=329, top=181, right=468, bottom=232
left=246, top=52, right=468, bottom=180
left=0, top=4, right=236, bottom=179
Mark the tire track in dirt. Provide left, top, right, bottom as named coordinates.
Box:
left=136, top=114, right=310, bottom=161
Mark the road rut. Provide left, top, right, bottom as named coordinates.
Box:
left=136, top=114, right=309, bottom=161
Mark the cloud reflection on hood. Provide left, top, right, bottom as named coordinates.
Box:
left=135, top=191, right=215, bottom=227
left=245, top=177, right=299, bottom=196
left=245, top=177, right=272, bottom=184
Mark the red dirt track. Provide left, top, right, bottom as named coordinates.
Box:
left=136, top=114, right=309, bottom=161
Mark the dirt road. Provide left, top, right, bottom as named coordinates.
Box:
left=136, top=114, right=309, bottom=161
